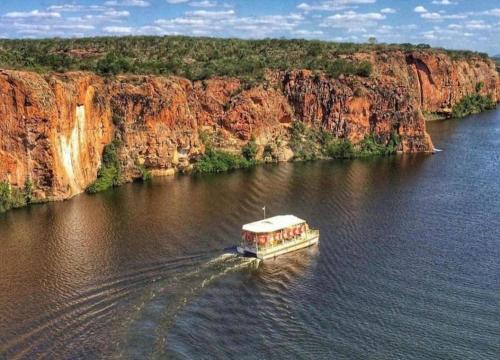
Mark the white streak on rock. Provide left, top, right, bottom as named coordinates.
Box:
left=58, top=105, right=86, bottom=194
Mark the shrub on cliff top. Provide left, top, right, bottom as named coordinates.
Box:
left=0, top=36, right=393, bottom=81
left=0, top=36, right=489, bottom=82
left=323, top=59, right=372, bottom=78
left=95, top=53, right=135, bottom=76
left=86, top=140, right=122, bottom=194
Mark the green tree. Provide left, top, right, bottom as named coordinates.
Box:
left=86, top=140, right=123, bottom=193
left=0, top=181, right=11, bottom=212
left=24, top=178, right=34, bottom=204
left=242, top=138, right=258, bottom=161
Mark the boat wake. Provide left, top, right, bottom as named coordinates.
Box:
left=113, top=252, right=259, bottom=359
left=0, top=251, right=258, bottom=359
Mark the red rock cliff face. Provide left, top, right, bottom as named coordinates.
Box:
left=0, top=71, right=113, bottom=200
left=403, top=52, right=499, bottom=115
left=109, top=76, right=203, bottom=179
left=0, top=51, right=498, bottom=201
left=278, top=69, right=432, bottom=152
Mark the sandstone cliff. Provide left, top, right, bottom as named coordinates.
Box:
left=0, top=51, right=498, bottom=202
left=0, top=72, right=113, bottom=200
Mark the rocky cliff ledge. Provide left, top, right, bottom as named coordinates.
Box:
left=0, top=51, right=498, bottom=202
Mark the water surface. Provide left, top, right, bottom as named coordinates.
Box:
left=1, top=110, right=499, bottom=359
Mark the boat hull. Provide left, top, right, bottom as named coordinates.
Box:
left=238, top=234, right=319, bottom=260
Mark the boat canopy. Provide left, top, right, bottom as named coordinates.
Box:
left=242, top=215, right=306, bottom=234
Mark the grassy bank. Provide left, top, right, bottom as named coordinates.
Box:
left=289, top=122, right=399, bottom=161
left=452, top=94, right=496, bottom=119
left=86, top=139, right=152, bottom=194
left=194, top=149, right=256, bottom=174
left=193, top=132, right=257, bottom=174
left=0, top=180, right=33, bottom=213
left=86, top=140, right=123, bottom=194
left=193, top=124, right=399, bottom=175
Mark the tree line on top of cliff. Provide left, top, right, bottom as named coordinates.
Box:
left=0, top=36, right=490, bottom=82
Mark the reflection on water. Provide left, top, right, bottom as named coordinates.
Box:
left=1, top=109, right=500, bottom=359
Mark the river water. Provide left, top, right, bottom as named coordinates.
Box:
left=1, top=110, right=499, bottom=359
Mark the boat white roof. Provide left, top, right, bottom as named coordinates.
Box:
left=242, top=215, right=306, bottom=233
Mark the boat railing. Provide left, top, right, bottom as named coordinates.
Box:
left=307, top=229, right=319, bottom=238
left=256, top=228, right=319, bottom=252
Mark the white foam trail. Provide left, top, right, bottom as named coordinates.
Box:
left=115, top=252, right=259, bottom=359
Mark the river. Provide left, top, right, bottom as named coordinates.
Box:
left=1, top=110, right=499, bottom=359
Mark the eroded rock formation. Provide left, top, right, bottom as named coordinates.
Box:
left=0, top=72, right=113, bottom=200
left=0, top=51, right=498, bottom=202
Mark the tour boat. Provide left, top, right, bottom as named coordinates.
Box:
left=237, top=215, right=319, bottom=260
